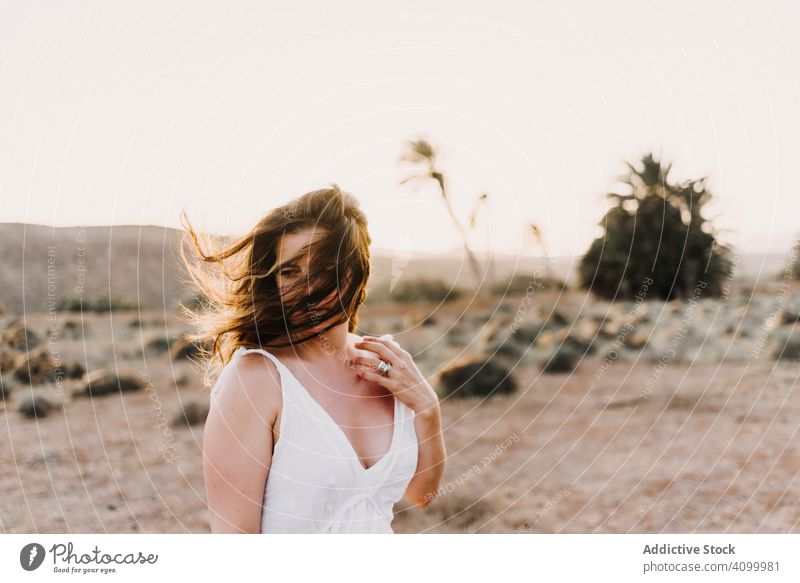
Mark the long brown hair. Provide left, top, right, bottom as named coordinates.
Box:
left=178, top=184, right=372, bottom=387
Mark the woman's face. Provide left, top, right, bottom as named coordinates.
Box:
left=275, top=228, right=339, bottom=324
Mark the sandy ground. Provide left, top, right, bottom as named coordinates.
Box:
left=395, top=358, right=800, bottom=533
left=2, top=306, right=799, bottom=533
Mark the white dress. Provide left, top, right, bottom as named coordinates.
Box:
left=212, top=336, right=419, bottom=533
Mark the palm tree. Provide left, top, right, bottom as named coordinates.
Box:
left=398, top=137, right=483, bottom=287
left=528, top=221, right=562, bottom=287
left=469, top=192, right=494, bottom=284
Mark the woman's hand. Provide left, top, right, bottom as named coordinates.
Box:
left=352, top=335, right=439, bottom=418
left=354, top=334, right=447, bottom=508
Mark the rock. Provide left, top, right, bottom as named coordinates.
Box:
left=481, top=316, right=513, bottom=346
left=647, top=322, right=691, bottom=362
left=546, top=310, right=570, bottom=328
left=487, top=338, right=526, bottom=361
left=0, top=376, right=12, bottom=401
left=556, top=332, right=596, bottom=356
left=540, top=344, right=580, bottom=373
left=737, top=315, right=764, bottom=339
left=0, top=349, right=17, bottom=371
left=18, top=394, right=54, bottom=418
left=2, top=322, right=41, bottom=351
left=170, top=335, right=209, bottom=361
left=170, top=398, right=210, bottom=427
left=622, top=331, right=649, bottom=350
left=599, top=320, right=629, bottom=340
left=80, top=370, right=144, bottom=397
left=535, top=330, right=556, bottom=349
left=510, top=321, right=546, bottom=345
left=436, top=357, right=517, bottom=399
left=145, top=334, right=179, bottom=356
left=781, top=311, right=800, bottom=326
left=574, top=319, right=599, bottom=340
left=445, top=322, right=473, bottom=347
left=12, top=348, right=59, bottom=385
left=769, top=330, right=800, bottom=361
left=602, top=395, right=645, bottom=409
left=497, top=303, right=515, bottom=315
left=64, top=362, right=86, bottom=380
left=60, top=319, right=84, bottom=339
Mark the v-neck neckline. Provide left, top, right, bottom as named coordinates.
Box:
left=266, top=348, right=399, bottom=473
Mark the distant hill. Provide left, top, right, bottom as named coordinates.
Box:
left=0, top=223, right=791, bottom=314
left=0, top=223, right=188, bottom=315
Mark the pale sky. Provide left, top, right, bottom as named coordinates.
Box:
left=1, top=0, right=798, bottom=259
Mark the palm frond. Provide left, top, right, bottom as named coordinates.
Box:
left=399, top=138, right=437, bottom=165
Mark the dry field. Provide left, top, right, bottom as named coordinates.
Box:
left=2, top=286, right=799, bottom=533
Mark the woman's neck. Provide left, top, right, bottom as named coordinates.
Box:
left=286, top=322, right=354, bottom=364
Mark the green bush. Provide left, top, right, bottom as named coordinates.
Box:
left=579, top=153, right=733, bottom=301
left=436, top=357, right=517, bottom=399
left=57, top=294, right=138, bottom=313
left=489, top=273, right=566, bottom=295
left=367, top=277, right=463, bottom=304
left=789, top=237, right=800, bottom=280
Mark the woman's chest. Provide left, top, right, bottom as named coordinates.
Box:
left=271, top=395, right=417, bottom=491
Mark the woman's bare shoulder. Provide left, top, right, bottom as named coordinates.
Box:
left=211, top=352, right=283, bottom=418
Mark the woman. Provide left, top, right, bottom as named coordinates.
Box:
left=179, top=184, right=446, bottom=533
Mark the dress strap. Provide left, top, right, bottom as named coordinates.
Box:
left=234, top=345, right=285, bottom=372
left=233, top=345, right=354, bottom=458
left=232, top=345, right=300, bottom=396
left=210, top=346, right=290, bottom=403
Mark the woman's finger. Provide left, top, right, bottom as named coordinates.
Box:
left=370, top=335, right=408, bottom=359
left=355, top=338, right=401, bottom=365
left=351, top=355, right=382, bottom=372
left=358, top=367, right=400, bottom=390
